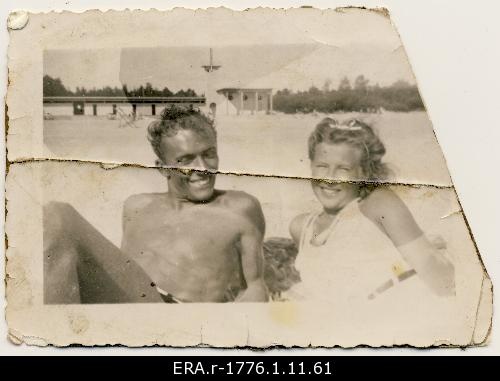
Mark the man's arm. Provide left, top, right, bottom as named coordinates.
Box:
left=121, top=194, right=165, bottom=283
left=121, top=195, right=136, bottom=250
left=121, top=193, right=153, bottom=251
left=235, top=194, right=269, bottom=302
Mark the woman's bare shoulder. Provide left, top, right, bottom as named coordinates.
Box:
left=289, top=213, right=311, bottom=245
left=360, top=187, right=423, bottom=246
left=359, top=187, right=406, bottom=220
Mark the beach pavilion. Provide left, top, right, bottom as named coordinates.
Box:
left=215, top=88, right=273, bottom=115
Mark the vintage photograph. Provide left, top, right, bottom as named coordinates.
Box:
left=42, top=44, right=457, bottom=304
left=6, top=8, right=492, bottom=347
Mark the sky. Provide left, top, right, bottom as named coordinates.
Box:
left=44, top=42, right=415, bottom=94
left=43, top=9, right=415, bottom=93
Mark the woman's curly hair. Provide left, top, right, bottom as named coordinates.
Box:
left=308, top=117, right=390, bottom=198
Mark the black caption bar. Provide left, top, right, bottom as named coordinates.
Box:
left=0, top=355, right=493, bottom=377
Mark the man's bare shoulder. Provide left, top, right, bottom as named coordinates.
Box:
left=218, top=190, right=265, bottom=233
left=217, top=190, right=261, bottom=211
left=123, top=193, right=166, bottom=214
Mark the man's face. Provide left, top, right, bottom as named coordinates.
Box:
left=160, top=128, right=218, bottom=202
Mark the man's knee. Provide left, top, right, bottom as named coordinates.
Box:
left=44, top=201, right=77, bottom=231
left=44, top=202, right=80, bottom=287
left=43, top=201, right=79, bottom=252
left=44, top=201, right=74, bottom=218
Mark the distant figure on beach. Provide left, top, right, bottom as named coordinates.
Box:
left=288, top=118, right=455, bottom=303
left=209, top=102, right=217, bottom=120
left=44, top=106, right=269, bottom=303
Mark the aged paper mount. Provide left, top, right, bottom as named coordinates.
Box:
left=5, top=7, right=492, bottom=347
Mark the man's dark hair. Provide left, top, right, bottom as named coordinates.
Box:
left=147, top=105, right=216, bottom=162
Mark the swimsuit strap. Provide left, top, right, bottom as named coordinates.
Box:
left=310, top=213, right=342, bottom=246
left=367, top=269, right=417, bottom=300
left=305, top=199, right=361, bottom=247
left=159, top=293, right=180, bottom=303
left=156, top=286, right=184, bottom=303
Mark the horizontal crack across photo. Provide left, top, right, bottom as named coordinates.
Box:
left=9, top=157, right=454, bottom=189
left=7, top=158, right=454, bottom=189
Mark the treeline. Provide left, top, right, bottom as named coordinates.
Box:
left=43, top=75, right=199, bottom=97
left=273, top=76, right=425, bottom=113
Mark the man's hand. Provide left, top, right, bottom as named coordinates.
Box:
left=236, top=279, right=269, bottom=302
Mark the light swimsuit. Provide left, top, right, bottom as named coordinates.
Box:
left=288, top=199, right=419, bottom=304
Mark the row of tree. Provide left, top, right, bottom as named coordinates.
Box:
left=44, top=74, right=424, bottom=113
left=273, top=76, right=425, bottom=113
left=43, top=75, right=198, bottom=97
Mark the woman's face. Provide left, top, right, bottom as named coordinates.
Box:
left=311, top=142, right=363, bottom=214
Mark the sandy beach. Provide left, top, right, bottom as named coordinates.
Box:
left=43, top=111, right=451, bottom=185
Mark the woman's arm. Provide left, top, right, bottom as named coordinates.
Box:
left=289, top=213, right=310, bottom=246
left=360, top=188, right=455, bottom=297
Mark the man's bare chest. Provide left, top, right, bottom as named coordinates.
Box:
left=125, top=205, right=245, bottom=258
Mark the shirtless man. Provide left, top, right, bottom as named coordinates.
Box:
left=44, top=106, right=268, bottom=303
left=121, top=106, right=268, bottom=302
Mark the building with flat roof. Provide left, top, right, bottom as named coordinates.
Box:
left=43, top=96, right=206, bottom=117
left=215, top=88, right=273, bottom=115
